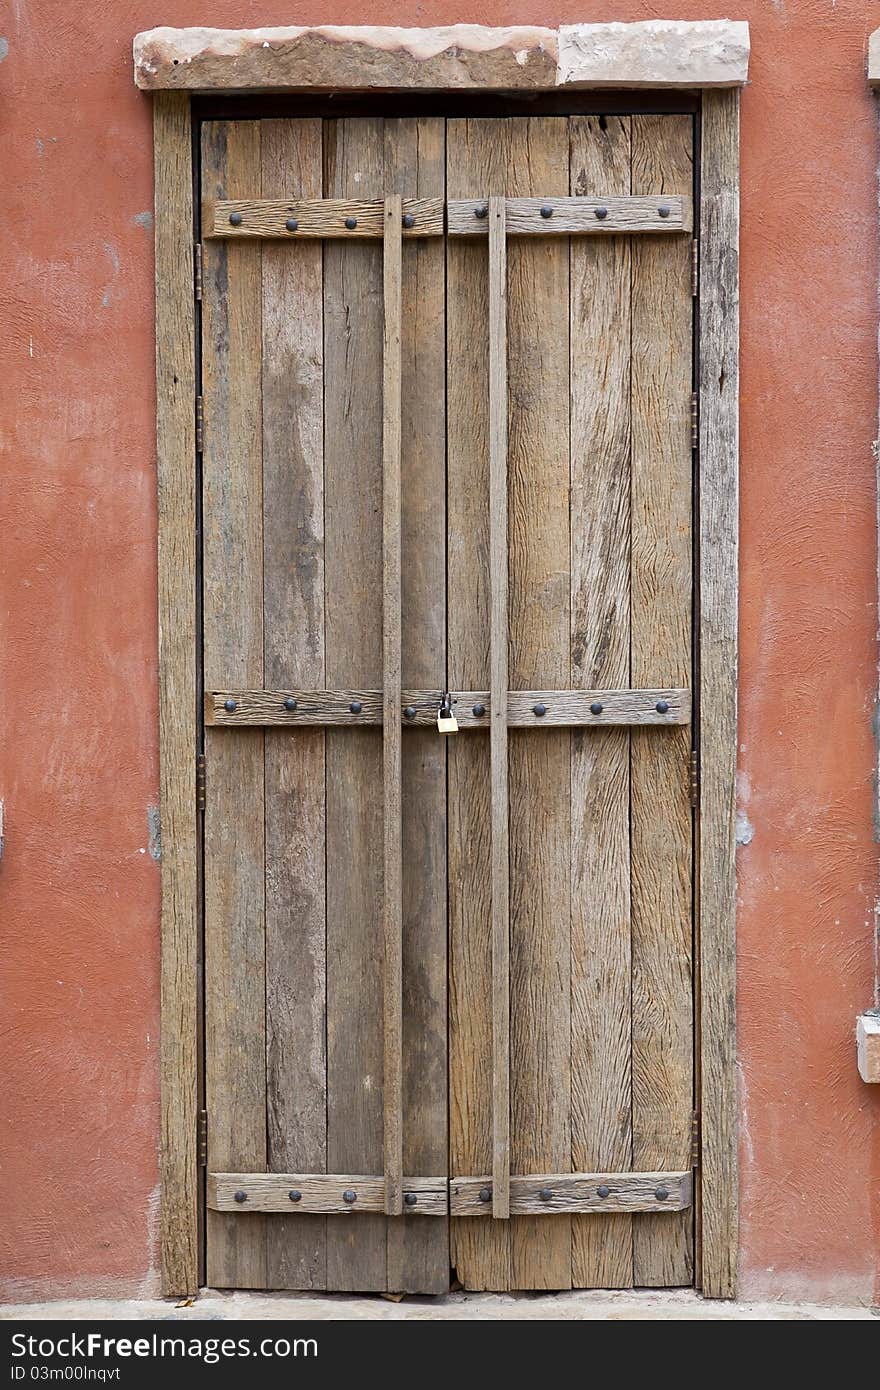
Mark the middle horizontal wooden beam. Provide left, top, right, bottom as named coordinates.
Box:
left=205, top=688, right=691, bottom=727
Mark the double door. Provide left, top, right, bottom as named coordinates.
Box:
left=199, top=111, right=696, bottom=1293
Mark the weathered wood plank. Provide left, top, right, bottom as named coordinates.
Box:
left=260, top=116, right=326, bottom=1292
left=451, top=1172, right=692, bottom=1216
left=383, top=115, right=449, bottom=1296
left=206, top=687, right=691, bottom=727
left=488, top=195, right=510, bottom=1223
left=448, top=194, right=692, bottom=236
left=323, top=115, right=387, bottom=1292
left=507, top=116, right=572, bottom=1294
left=210, top=1175, right=447, bottom=1216
left=201, top=119, right=267, bottom=1291
left=447, top=116, right=512, bottom=1291
left=569, top=112, right=634, bottom=1291
left=206, top=196, right=444, bottom=238
left=630, top=113, right=695, bottom=1288
left=381, top=193, right=404, bottom=1220
left=154, top=91, right=199, bottom=1299
left=699, top=88, right=740, bottom=1300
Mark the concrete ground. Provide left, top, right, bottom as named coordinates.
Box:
left=2, top=1290, right=876, bottom=1320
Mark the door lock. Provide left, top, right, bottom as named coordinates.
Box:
left=437, top=693, right=459, bottom=734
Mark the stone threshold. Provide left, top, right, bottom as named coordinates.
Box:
left=133, top=21, right=750, bottom=94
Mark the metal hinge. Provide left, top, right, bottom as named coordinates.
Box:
left=194, top=242, right=203, bottom=302
left=691, top=238, right=699, bottom=297
left=691, top=1109, right=701, bottom=1168
left=198, top=1109, right=208, bottom=1167
left=689, top=748, right=700, bottom=808
left=690, top=392, right=699, bottom=450
left=196, top=752, right=206, bottom=812
left=196, top=396, right=204, bottom=455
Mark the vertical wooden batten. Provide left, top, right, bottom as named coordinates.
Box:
left=154, top=90, right=198, bottom=1298
left=698, top=88, right=740, bottom=1300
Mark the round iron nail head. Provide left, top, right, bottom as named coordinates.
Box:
left=540, top=205, right=553, bottom=219
left=285, top=217, right=298, bottom=232
left=656, top=700, right=669, bottom=714
left=349, top=701, right=362, bottom=715
left=234, top=1190, right=247, bottom=1204
left=539, top=1187, right=553, bottom=1202
left=343, top=1189, right=357, bottom=1204
left=590, top=701, right=603, bottom=716
left=597, top=1184, right=610, bottom=1199
left=402, top=213, right=415, bottom=229
left=658, top=205, right=671, bottom=219
left=345, top=217, right=357, bottom=230
left=229, top=211, right=243, bottom=227
left=224, top=699, right=237, bottom=713
left=594, top=207, right=608, bottom=220
left=404, top=1192, right=418, bottom=1207
left=404, top=706, right=416, bottom=721
left=478, top=1186, right=492, bottom=1203
left=472, top=703, right=486, bottom=718
left=533, top=703, right=547, bottom=717
left=284, top=697, right=297, bottom=712
left=288, top=1189, right=302, bottom=1202
left=655, top=1186, right=670, bottom=1202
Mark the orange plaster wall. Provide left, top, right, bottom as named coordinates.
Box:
left=1, top=2, right=878, bottom=1304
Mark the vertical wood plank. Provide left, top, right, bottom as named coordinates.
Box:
left=324, top=116, right=387, bottom=1292
left=699, top=89, right=740, bottom=1301
left=507, top=117, right=572, bottom=1294
left=488, top=196, right=511, bottom=1223
left=447, top=118, right=512, bottom=1291
left=630, top=113, right=695, bottom=1288
left=569, top=113, right=634, bottom=1290
left=383, top=117, right=449, bottom=1295
left=260, top=117, right=326, bottom=1291
left=382, top=194, right=404, bottom=1219
left=201, top=118, right=267, bottom=1290
left=154, top=91, right=199, bottom=1298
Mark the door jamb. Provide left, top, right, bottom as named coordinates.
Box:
left=149, top=28, right=741, bottom=1302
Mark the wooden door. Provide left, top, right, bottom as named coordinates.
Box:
left=199, top=112, right=696, bottom=1295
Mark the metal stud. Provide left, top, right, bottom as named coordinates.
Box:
left=345, top=216, right=358, bottom=230
left=284, top=697, right=298, bottom=712
left=533, top=703, right=547, bottom=718
left=234, top=1190, right=247, bottom=1204
left=343, top=1189, right=357, bottom=1204
left=478, top=1186, right=492, bottom=1204
left=229, top=211, right=243, bottom=227
left=404, top=1192, right=418, bottom=1207
left=402, top=213, right=415, bottom=229
left=285, top=217, right=298, bottom=232
left=224, top=699, right=237, bottom=713
left=288, top=1189, right=302, bottom=1203
left=475, top=203, right=489, bottom=220
left=540, top=205, right=553, bottom=219
left=658, top=205, right=671, bottom=219
left=597, top=1184, right=610, bottom=1199
left=590, top=701, right=603, bottom=716
left=539, top=1187, right=553, bottom=1202
left=472, top=703, right=486, bottom=718
left=656, top=700, right=669, bottom=714
left=594, top=207, right=608, bottom=221
left=404, top=706, right=417, bottom=721
left=349, top=701, right=362, bottom=715
left=655, top=1186, right=669, bottom=1202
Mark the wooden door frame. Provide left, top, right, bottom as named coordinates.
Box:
left=144, top=21, right=744, bottom=1301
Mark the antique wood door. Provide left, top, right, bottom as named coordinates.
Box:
left=199, top=111, right=696, bottom=1294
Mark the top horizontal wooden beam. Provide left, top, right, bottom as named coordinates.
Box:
left=133, top=21, right=750, bottom=93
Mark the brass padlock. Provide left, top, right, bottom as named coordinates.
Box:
left=437, top=693, right=458, bottom=734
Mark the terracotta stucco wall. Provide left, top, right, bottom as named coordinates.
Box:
left=2, top=2, right=878, bottom=1304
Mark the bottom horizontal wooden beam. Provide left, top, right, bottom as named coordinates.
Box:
left=450, top=1171, right=692, bottom=1216
left=208, top=1173, right=447, bottom=1215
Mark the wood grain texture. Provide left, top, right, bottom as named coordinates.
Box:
left=447, top=117, right=512, bottom=1291
left=451, top=1172, right=692, bottom=1215
left=207, top=196, right=443, bottom=238
left=569, top=113, right=633, bottom=1290
left=383, top=115, right=449, bottom=1296
left=630, top=113, right=694, bottom=1289
left=154, top=91, right=199, bottom=1299
left=323, top=116, right=387, bottom=1291
left=206, top=687, right=690, bottom=727
left=507, top=116, right=572, bottom=1293
left=210, top=1175, right=447, bottom=1215
left=260, top=117, right=327, bottom=1292
left=381, top=194, right=404, bottom=1219
left=488, top=195, right=510, bottom=1222
left=201, top=119, right=267, bottom=1290
left=448, top=194, right=692, bottom=236
left=698, top=89, right=740, bottom=1301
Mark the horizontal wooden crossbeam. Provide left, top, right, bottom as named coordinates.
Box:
left=204, top=195, right=692, bottom=240
left=208, top=1170, right=692, bottom=1215
left=205, top=688, right=691, bottom=728
left=448, top=195, right=693, bottom=236
left=209, top=1174, right=447, bottom=1215
left=450, top=1171, right=693, bottom=1216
